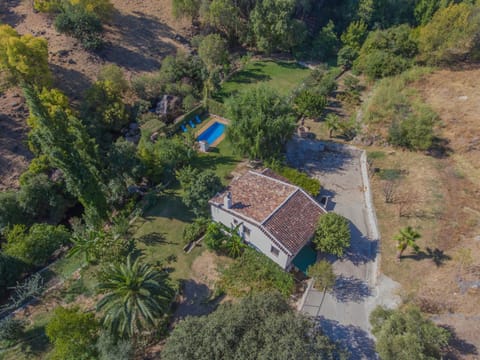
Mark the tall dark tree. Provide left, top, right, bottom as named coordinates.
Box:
left=23, top=86, right=108, bottom=222
left=162, top=293, right=343, bottom=360
left=226, top=86, right=296, bottom=160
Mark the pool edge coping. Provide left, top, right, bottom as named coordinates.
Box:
left=196, top=115, right=230, bottom=148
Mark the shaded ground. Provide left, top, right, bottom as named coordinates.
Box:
left=0, top=88, right=32, bottom=190
left=289, top=139, right=400, bottom=359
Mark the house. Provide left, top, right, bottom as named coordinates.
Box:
left=209, top=169, right=327, bottom=270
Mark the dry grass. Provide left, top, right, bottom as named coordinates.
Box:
left=367, top=66, right=480, bottom=356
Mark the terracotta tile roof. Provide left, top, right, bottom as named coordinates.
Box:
left=263, top=190, right=324, bottom=254
left=210, top=170, right=326, bottom=255
left=210, top=171, right=296, bottom=223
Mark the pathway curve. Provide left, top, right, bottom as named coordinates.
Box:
left=287, top=138, right=400, bottom=359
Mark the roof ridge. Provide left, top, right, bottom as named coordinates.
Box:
left=248, top=170, right=298, bottom=190
left=261, top=188, right=299, bottom=225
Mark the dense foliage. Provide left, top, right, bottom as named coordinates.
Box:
left=96, top=256, right=174, bottom=338
left=46, top=306, right=99, bottom=360
left=307, top=260, right=336, bottom=291
left=269, top=165, right=321, bottom=197
left=219, top=248, right=294, bottom=297
left=226, top=86, right=296, bottom=160
left=3, top=224, right=70, bottom=267
left=314, top=213, right=351, bottom=257
left=370, top=306, right=450, bottom=360
left=0, top=25, right=51, bottom=86
left=162, top=293, right=342, bottom=360
left=177, top=167, right=223, bottom=216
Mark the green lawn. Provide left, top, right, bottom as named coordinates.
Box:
left=215, top=60, right=311, bottom=102
left=133, top=138, right=241, bottom=281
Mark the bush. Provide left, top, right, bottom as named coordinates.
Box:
left=203, top=222, right=226, bottom=250
left=183, top=217, right=209, bottom=244
left=0, top=316, right=26, bottom=343
left=354, top=25, right=418, bottom=79
left=218, top=248, right=294, bottom=297
left=46, top=306, right=99, bottom=360
left=0, top=192, right=27, bottom=232
left=55, top=4, right=103, bottom=50
left=3, top=224, right=70, bottom=267
left=370, top=306, right=450, bottom=360
left=314, top=213, right=350, bottom=257
left=270, top=165, right=321, bottom=197
left=418, top=2, right=480, bottom=64
left=0, top=252, right=27, bottom=297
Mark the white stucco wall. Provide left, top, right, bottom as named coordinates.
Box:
left=210, top=205, right=290, bottom=269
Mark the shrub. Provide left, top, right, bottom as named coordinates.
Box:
left=3, top=224, right=70, bottom=267
left=0, top=192, right=27, bottom=232
left=0, top=316, right=26, bottom=343
left=203, top=222, right=226, bottom=250
left=314, top=213, right=351, bottom=257
left=55, top=4, right=103, bottom=50
left=0, top=252, right=27, bottom=298
left=370, top=306, right=450, bottom=360
left=46, top=306, right=99, bottom=360
left=218, top=248, right=294, bottom=297
left=183, top=217, right=209, bottom=244
left=34, top=0, right=62, bottom=12
left=271, top=165, right=321, bottom=197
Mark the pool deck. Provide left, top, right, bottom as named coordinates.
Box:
left=196, top=115, right=230, bottom=148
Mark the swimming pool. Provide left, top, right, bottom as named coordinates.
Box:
left=197, top=121, right=226, bottom=146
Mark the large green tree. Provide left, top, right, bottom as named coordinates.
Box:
left=96, top=256, right=174, bottom=338
left=314, top=213, right=351, bottom=257
left=177, top=167, right=223, bottom=216
left=249, top=0, right=301, bottom=53
left=24, top=86, right=109, bottom=222
left=226, top=86, right=296, bottom=160
left=370, top=306, right=450, bottom=360
left=45, top=306, right=99, bottom=360
left=162, top=293, right=342, bottom=360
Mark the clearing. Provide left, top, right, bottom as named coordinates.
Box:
left=214, top=60, right=311, bottom=102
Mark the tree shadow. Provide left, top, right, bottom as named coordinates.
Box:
left=18, top=324, right=50, bottom=355
left=401, top=247, right=451, bottom=267
left=143, top=192, right=194, bottom=223
left=100, top=10, right=178, bottom=72
left=427, top=137, right=453, bottom=159
left=0, top=0, right=26, bottom=28
left=136, top=231, right=170, bottom=246
left=317, top=317, right=377, bottom=360
left=50, top=64, right=93, bottom=99
left=344, top=221, right=378, bottom=265
left=332, top=275, right=372, bottom=303
left=228, top=69, right=272, bottom=84
left=318, top=188, right=337, bottom=211
left=441, top=325, right=478, bottom=359
left=172, top=279, right=222, bottom=321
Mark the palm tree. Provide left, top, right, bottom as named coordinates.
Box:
left=394, top=226, right=421, bottom=261
left=68, top=228, right=106, bottom=264
left=325, top=113, right=340, bottom=138
left=224, top=234, right=245, bottom=258
left=96, top=255, right=174, bottom=339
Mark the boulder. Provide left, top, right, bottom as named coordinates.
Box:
left=155, top=95, right=182, bottom=123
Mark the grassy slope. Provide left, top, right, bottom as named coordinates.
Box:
left=133, top=138, right=241, bottom=281
left=215, top=60, right=311, bottom=102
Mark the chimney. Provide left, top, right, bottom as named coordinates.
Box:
left=224, top=192, right=232, bottom=209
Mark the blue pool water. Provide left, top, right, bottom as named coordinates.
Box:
left=197, top=122, right=226, bottom=146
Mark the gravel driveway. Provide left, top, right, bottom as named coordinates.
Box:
left=287, top=138, right=400, bottom=359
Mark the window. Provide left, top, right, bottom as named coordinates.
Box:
left=244, top=226, right=251, bottom=236
left=270, top=246, right=280, bottom=257
left=233, top=219, right=238, bottom=225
